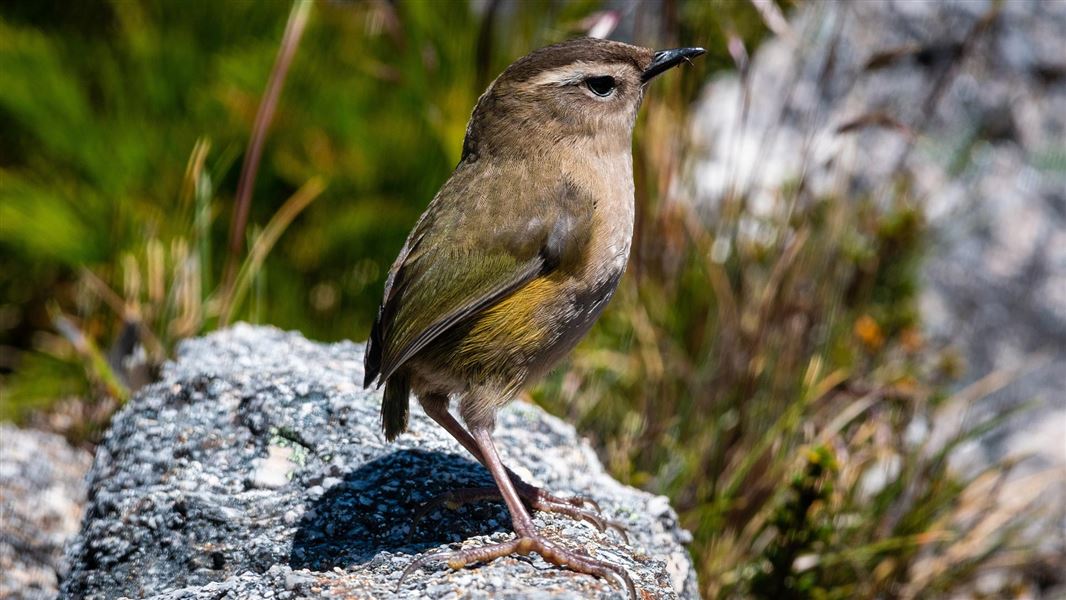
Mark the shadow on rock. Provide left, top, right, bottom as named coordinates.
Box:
left=289, top=449, right=512, bottom=571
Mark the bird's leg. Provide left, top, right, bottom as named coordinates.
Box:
left=402, top=425, right=637, bottom=599
left=418, top=400, right=624, bottom=537
left=421, top=398, right=599, bottom=507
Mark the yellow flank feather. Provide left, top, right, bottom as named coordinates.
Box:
left=454, top=275, right=560, bottom=366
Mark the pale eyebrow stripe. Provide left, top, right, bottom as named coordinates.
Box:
left=527, top=61, right=627, bottom=86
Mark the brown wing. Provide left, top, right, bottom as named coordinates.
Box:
left=363, top=175, right=590, bottom=387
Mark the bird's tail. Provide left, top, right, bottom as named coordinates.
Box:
left=381, top=372, right=410, bottom=442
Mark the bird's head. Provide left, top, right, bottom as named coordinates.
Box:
left=461, top=38, right=704, bottom=161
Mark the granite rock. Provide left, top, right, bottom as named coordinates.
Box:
left=60, top=324, right=697, bottom=599
left=0, top=425, right=92, bottom=600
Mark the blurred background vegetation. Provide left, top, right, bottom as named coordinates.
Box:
left=0, top=0, right=754, bottom=419
left=0, top=0, right=1051, bottom=597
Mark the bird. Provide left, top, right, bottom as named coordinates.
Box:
left=363, top=37, right=704, bottom=597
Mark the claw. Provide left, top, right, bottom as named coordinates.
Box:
left=401, top=535, right=637, bottom=600
left=578, top=496, right=602, bottom=512
left=398, top=554, right=431, bottom=587
left=532, top=499, right=629, bottom=543
left=551, top=491, right=601, bottom=513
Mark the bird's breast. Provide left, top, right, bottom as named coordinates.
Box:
left=529, top=152, right=634, bottom=368
left=574, top=150, right=635, bottom=294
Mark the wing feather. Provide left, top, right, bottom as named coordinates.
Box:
left=364, top=174, right=590, bottom=387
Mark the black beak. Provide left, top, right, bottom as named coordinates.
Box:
left=641, top=47, right=706, bottom=83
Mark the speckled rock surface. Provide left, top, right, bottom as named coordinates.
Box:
left=60, top=324, right=697, bottom=599
left=0, top=425, right=92, bottom=600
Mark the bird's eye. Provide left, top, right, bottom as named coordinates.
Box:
left=585, top=76, right=616, bottom=97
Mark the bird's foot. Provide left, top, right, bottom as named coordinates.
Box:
left=411, top=483, right=627, bottom=541
left=400, top=533, right=637, bottom=599
left=510, top=476, right=602, bottom=512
